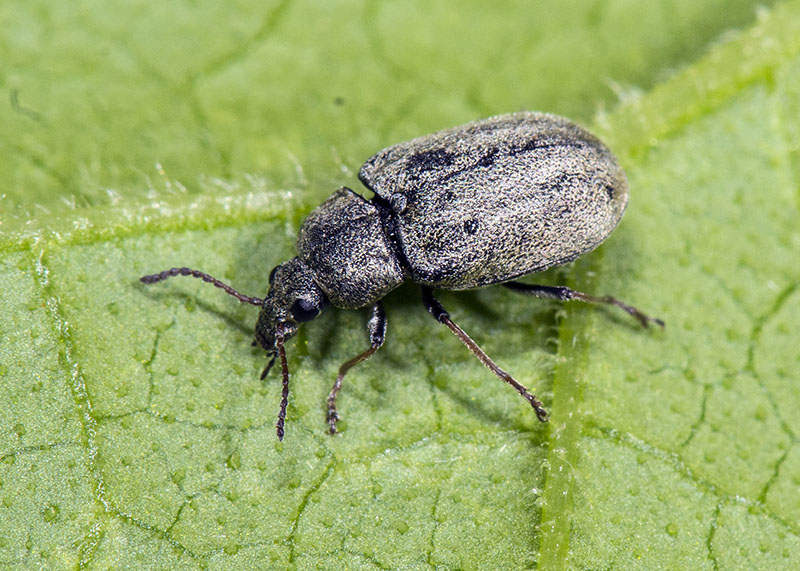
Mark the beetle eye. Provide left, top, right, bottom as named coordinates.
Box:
left=268, top=266, right=279, bottom=285
left=290, top=298, right=320, bottom=322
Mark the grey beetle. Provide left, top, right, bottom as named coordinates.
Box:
left=141, top=112, right=663, bottom=440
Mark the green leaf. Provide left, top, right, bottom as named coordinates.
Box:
left=2, top=1, right=798, bottom=569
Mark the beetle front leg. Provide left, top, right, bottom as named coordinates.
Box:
left=504, top=282, right=664, bottom=328
left=327, top=301, right=387, bottom=434
left=421, top=286, right=548, bottom=422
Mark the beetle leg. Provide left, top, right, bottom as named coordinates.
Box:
left=327, top=301, right=387, bottom=435
left=504, top=282, right=664, bottom=328
left=421, top=286, right=548, bottom=422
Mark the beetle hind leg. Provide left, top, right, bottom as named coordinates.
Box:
left=504, top=282, right=664, bottom=328
left=327, top=301, right=387, bottom=435
left=421, top=286, right=548, bottom=423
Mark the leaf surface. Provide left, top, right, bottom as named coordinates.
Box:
left=1, top=1, right=798, bottom=569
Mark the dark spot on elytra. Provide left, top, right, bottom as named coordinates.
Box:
left=544, top=172, right=570, bottom=193
left=508, top=137, right=585, bottom=157
left=604, top=184, right=615, bottom=201
left=477, top=149, right=498, bottom=168
left=463, top=219, right=479, bottom=235
left=521, top=137, right=543, bottom=153
left=406, top=148, right=455, bottom=174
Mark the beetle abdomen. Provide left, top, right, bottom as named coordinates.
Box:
left=359, top=112, right=628, bottom=289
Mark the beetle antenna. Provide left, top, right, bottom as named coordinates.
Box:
left=140, top=267, right=264, bottom=306
left=274, top=327, right=290, bottom=441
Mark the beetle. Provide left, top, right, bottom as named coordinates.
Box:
left=141, top=112, right=663, bottom=440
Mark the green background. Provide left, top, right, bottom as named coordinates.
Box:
left=2, top=1, right=799, bottom=569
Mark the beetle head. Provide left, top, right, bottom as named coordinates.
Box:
left=254, top=257, right=329, bottom=354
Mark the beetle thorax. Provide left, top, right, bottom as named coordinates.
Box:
left=296, top=187, right=405, bottom=309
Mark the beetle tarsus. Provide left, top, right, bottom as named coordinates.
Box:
left=326, top=407, right=340, bottom=435
left=523, top=392, right=549, bottom=422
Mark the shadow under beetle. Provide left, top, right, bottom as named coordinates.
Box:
left=141, top=112, right=663, bottom=441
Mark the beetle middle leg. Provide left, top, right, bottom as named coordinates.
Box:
left=421, top=286, right=548, bottom=422
left=327, top=301, right=387, bottom=434
left=504, top=282, right=664, bottom=328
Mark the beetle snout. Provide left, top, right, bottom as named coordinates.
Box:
left=253, top=306, right=300, bottom=352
